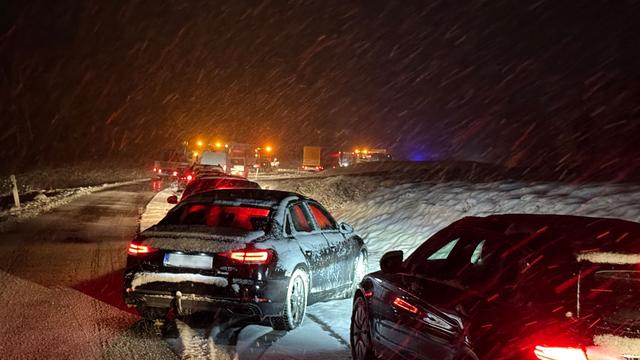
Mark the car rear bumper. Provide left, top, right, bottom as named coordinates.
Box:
left=123, top=274, right=287, bottom=319
left=125, top=289, right=278, bottom=317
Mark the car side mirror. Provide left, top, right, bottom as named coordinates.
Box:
left=166, top=195, right=178, bottom=204
left=339, top=222, right=354, bottom=234
left=380, top=250, right=403, bottom=274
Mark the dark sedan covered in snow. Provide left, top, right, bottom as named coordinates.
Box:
left=351, top=214, right=640, bottom=360
left=124, top=189, right=366, bottom=330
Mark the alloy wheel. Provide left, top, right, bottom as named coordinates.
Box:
left=351, top=297, right=372, bottom=360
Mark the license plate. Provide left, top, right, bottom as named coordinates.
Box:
left=164, top=253, right=213, bottom=270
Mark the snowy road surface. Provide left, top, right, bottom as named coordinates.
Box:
left=2, top=173, right=640, bottom=359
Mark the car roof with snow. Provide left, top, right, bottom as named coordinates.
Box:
left=451, top=214, right=640, bottom=255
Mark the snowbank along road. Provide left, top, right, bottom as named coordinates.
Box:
left=2, top=171, right=640, bottom=359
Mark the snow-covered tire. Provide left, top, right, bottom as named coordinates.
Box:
left=351, top=295, right=375, bottom=360
left=136, top=305, right=166, bottom=322
left=344, top=250, right=367, bottom=299
left=271, top=268, right=308, bottom=331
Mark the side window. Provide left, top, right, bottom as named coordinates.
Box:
left=413, top=235, right=490, bottom=281
left=288, top=203, right=313, bottom=233
left=427, top=238, right=460, bottom=260
left=307, top=203, right=337, bottom=230
left=470, top=240, right=485, bottom=264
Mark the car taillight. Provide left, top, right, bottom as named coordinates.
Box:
left=186, top=174, right=193, bottom=181
left=127, top=243, right=157, bottom=255
left=172, top=171, right=178, bottom=176
left=392, top=297, right=418, bottom=314
left=158, top=169, right=162, bottom=174
left=153, top=167, right=157, bottom=172
left=223, top=249, right=273, bottom=264
left=533, top=346, right=587, bottom=360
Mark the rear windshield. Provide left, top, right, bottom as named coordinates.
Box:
left=162, top=204, right=271, bottom=231
left=182, top=179, right=260, bottom=199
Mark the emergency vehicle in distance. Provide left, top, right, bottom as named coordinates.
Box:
left=338, top=148, right=392, bottom=167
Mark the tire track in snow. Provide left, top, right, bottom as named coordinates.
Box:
left=306, top=313, right=351, bottom=349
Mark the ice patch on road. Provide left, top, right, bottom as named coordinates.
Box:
left=131, top=272, right=229, bottom=289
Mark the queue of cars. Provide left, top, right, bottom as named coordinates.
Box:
left=127, top=171, right=640, bottom=359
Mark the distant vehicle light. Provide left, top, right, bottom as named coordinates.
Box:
left=186, top=175, right=193, bottom=181
left=393, top=297, right=418, bottom=314
left=533, top=346, right=587, bottom=360
left=215, top=142, right=222, bottom=148
left=127, top=243, right=157, bottom=255
left=355, top=149, right=360, bottom=154
left=172, top=171, right=178, bottom=176
left=153, top=167, right=157, bottom=172
left=158, top=169, right=162, bottom=174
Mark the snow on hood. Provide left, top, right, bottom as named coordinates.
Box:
left=592, top=334, right=640, bottom=357
left=141, top=226, right=266, bottom=253
left=576, top=252, right=640, bottom=264
left=131, top=272, right=228, bottom=290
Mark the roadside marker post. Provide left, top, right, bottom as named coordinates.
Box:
left=10, top=175, right=20, bottom=209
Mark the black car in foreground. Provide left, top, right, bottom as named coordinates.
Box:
left=124, top=189, right=366, bottom=330
left=351, top=214, right=640, bottom=360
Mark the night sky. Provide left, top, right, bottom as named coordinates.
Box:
left=1, top=1, right=639, bottom=176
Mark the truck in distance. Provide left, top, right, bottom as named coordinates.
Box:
left=302, top=146, right=323, bottom=171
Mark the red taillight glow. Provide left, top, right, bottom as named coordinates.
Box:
left=127, top=243, right=157, bottom=255
left=158, top=169, right=162, bottom=174
left=172, top=171, right=178, bottom=176
left=533, top=346, right=587, bottom=360
left=186, top=174, right=193, bottom=181
left=153, top=167, right=157, bottom=172
left=224, top=249, right=273, bottom=264
left=393, top=297, right=418, bottom=314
